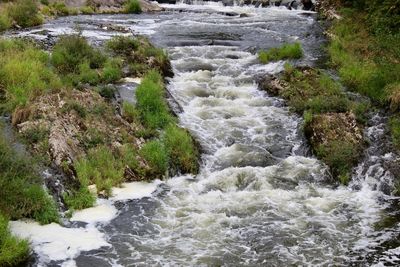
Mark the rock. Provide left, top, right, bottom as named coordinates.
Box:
left=258, top=75, right=286, bottom=96
left=301, top=0, right=314, bottom=11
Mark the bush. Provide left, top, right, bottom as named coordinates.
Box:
left=140, top=140, right=168, bottom=177
left=135, top=70, right=174, bottom=130
left=7, top=0, right=43, bottom=28
left=0, top=214, right=29, bottom=267
left=163, top=124, right=199, bottom=174
left=0, top=39, right=62, bottom=111
left=258, top=42, right=303, bottom=63
left=51, top=35, right=106, bottom=74
left=125, top=0, right=142, bottom=14
left=0, top=135, right=59, bottom=224
left=74, top=145, right=125, bottom=198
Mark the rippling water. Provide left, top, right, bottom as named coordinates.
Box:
left=8, top=3, right=400, bottom=266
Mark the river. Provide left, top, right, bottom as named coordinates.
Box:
left=8, top=2, right=400, bottom=266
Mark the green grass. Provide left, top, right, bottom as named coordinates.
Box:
left=0, top=11, right=11, bottom=32
left=106, top=36, right=169, bottom=76
left=6, top=0, right=43, bottom=28
left=258, top=42, right=303, bottom=64
left=0, top=133, right=59, bottom=224
left=74, top=145, right=125, bottom=198
left=63, top=186, right=95, bottom=210
left=125, top=0, right=142, bottom=14
left=0, top=39, right=62, bottom=111
left=389, top=116, right=400, bottom=150
left=122, top=101, right=140, bottom=123
left=280, top=65, right=350, bottom=114
left=163, top=124, right=199, bottom=174
left=51, top=35, right=106, bottom=75
left=315, top=140, right=360, bottom=182
left=135, top=70, right=174, bottom=130
left=139, top=140, right=168, bottom=177
left=102, top=58, right=123, bottom=84
left=0, top=214, right=29, bottom=267
left=328, top=9, right=400, bottom=105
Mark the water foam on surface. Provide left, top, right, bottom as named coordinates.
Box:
left=10, top=221, right=109, bottom=264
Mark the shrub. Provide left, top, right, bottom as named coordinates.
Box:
left=74, top=145, right=124, bottom=198
left=7, top=0, right=43, bottom=28
left=140, top=140, right=168, bottom=177
left=163, top=124, right=199, bottom=174
left=0, top=135, right=59, bottom=224
left=125, top=0, right=142, bottom=14
left=258, top=42, right=303, bottom=63
left=51, top=35, right=106, bottom=74
left=80, top=6, right=94, bottom=14
left=0, top=214, right=29, bottom=267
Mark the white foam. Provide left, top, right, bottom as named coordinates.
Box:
left=10, top=221, right=109, bottom=264
left=110, top=181, right=160, bottom=201
left=70, top=199, right=118, bottom=224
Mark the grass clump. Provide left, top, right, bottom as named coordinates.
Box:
left=135, top=70, right=174, bottom=130
left=63, top=186, right=95, bottom=210
left=7, top=0, right=43, bottom=28
left=280, top=65, right=350, bottom=114
left=74, top=145, right=124, bottom=199
left=102, top=58, right=123, bottom=83
left=106, top=36, right=170, bottom=77
left=258, top=42, right=303, bottom=64
left=51, top=35, right=106, bottom=75
left=0, top=214, right=30, bottom=267
left=163, top=124, right=199, bottom=174
left=0, top=39, right=62, bottom=111
left=122, top=101, right=139, bottom=123
left=140, top=140, right=168, bottom=177
left=0, top=135, right=59, bottom=224
left=315, top=140, right=360, bottom=183
left=125, top=0, right=142, bottom=14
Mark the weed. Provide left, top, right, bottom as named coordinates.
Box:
left=258, top=42, right=303, bottom=63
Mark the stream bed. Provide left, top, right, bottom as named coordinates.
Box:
left=7, top=2, right=400, bottom=266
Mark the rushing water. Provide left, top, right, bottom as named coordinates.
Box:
left=7, top=3, right=400, bottom=266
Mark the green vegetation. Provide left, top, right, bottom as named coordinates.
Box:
left=7, top=0, right=43, bottom=28
left=125, top=0, right=142, bottom=14
left=51, top=35, right=122, bottom=86
left=328, top=3, right=399, bottom=104
left=0, top=39, right=62, bottom=112
left=164, top=124, right=199, bottom=174
left=0, top=214, right=29, bottom=267
left=140, top=140, right=168, bottom=176
left=74, top=145, right=125, bottom=197
left=258, top=42, right=303, bottom=64
left=106, top=36, right=170, bottom=77
left=135, top=70, right=174, bottom=130
left=63, top=186, right=95, bottom=210
left=280, top=64, right=350, bottom=114
left=389, top=116, right=400, bottom=149
left=0, top=132, right=58, bottom=224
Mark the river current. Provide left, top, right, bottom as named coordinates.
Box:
left=8, top=2, right=400, bottom=266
